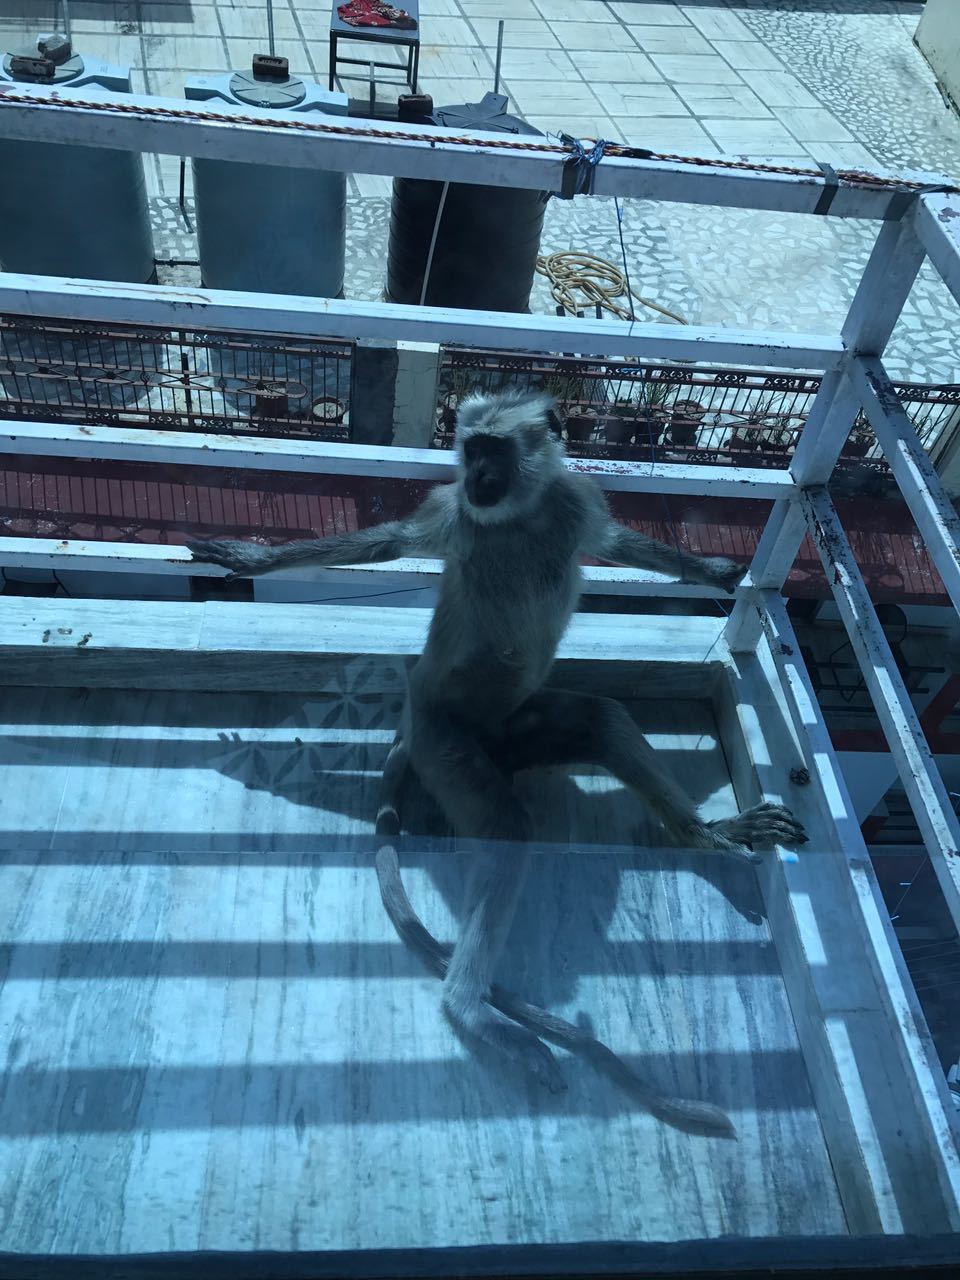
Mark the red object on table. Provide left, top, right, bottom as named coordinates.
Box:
left=337, top=1, right=417, bottom=30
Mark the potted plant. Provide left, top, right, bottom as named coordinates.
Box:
left=540, top=368, right=591, bottom=442
left=630, top=378, right=671, bottom=452
left=759, top=422, right=796, bottom=453
left=564, top=406, right=597, bottom=443
left=667, top=397, right=707, bottom=448
left=437, top=366, right=475, bottom=437
left=842, top=421, right=875, bottom=457
left=254, top=381, right=289, bottom=421
left=728, top=392, right=780, bottom=453
left=728, top=422, right=762, bottom=453
left=439, top=398, right=458, bottom=436
left=603, top=397, right=637, bottom=446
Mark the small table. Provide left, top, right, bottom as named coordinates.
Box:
left=329, top=2, right=420, bottom=97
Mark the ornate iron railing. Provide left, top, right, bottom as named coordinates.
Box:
left=435, top=348, right=960, bottom=469
left=0, top=314, right=354, bottom=440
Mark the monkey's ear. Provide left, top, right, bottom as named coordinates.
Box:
left=454, top=393, right=488, bottom=437
left=518, top=392, right=555, bottom=438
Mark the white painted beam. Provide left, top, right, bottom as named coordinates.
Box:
left=849, top=355, right=960, bottom=615
left=725, top=369, right=861, bottom=651
left=0, top=419, right=795, bottom=499
left=724, top=498, right=807, bottom=652
left=801, top=487, right=960, bottom=936
left=757, top=592, right=960, bottom=1221
left=0, top=536, right=749, bottom=599
left=720, top=633, right=959, bottom=1230
left=0, top=593, right=727, bottom=668
left=841, top=216, right=928, bottom=357
left=727, top=205, right=931, bottom=648
left=915, top=192, right=960, bottom=311
left=790, top=213, right=927, bottom=486
left=787, top=368, right=866, bottom=486
left=0, top=85, right=945, bottom=217
left=0, top=274, right=843, bottom=370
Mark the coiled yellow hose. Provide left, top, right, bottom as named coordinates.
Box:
left=535, top=250, right=688, bottom=325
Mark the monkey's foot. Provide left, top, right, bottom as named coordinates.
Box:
left=707, top=803, right=808, bottom=864
left=443, top=998, right=567, bottom=1093
left=184, top=537, right=274, bottom=579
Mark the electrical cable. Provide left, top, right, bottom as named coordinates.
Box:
left=268, top=584, right=430, bottom=606
left=419, top=182, right=450, bottom=307
left=887, top=854, right=929, bottom=922
left=614, top=197, right=636, bottom=324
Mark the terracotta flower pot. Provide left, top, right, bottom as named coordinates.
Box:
left=603, top=416, right=635, bottom=445
left=842, top=433, right=872, bottom=458
left=632, top=410, right=665, bottom=451
left=729, top=427, right=761, bottom=452
left=311, top=395, right=346, bottom=424
left=254, top=382, right=289, bottom=420
left=565, top=413, right=595, bottom=442
left=668, top=398, right=706, bottom=448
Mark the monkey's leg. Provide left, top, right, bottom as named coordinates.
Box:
left=378, top=728, right=734, bottom=1131
left=494, top=689, right=806, bottom=863
left=408, top=709, right=565, bottom=1092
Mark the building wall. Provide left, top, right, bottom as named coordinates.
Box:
left=917, top=0, right=960, bottom=110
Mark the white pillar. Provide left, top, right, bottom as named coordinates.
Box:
left=392, top=341, right=440, bottom=448
left=917, top=0, right=960, bottom=110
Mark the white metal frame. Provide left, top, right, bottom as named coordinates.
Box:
left=3, top=88, right=960, bottom=1243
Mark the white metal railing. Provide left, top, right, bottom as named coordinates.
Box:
left=1, top=92, right=960, bottom=936
left=0, top=84, right=948, bottom=215
left=0, top=271, right=843, bottom=369
left=0, top=418, right=795, bottom=497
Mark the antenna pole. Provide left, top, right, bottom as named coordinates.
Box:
left=493, top=20, right=504, bottom=95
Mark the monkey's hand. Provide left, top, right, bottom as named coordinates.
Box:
left=185, top=537, right=279, bottom=579
left=694, top=555, right=746, bottom=595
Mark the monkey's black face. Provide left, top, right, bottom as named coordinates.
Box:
left=463, top=434, right=516, bottom=509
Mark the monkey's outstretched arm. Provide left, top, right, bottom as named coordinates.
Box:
left=599, top=524, right=745, bottom=594
left=187, top=488, right=454, bottom=579
left=374, top=741, right=735, bottom=1137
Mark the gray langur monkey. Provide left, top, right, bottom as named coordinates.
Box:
left=188, top=390, right=806, bottom=1134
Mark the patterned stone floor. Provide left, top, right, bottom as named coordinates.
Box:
left=3, top=2, right=960, bottom=381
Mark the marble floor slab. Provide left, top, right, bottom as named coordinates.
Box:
left=0, top=678, right=846, bottom=1255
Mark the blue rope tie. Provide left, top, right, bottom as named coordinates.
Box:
left=558, top=133, right=611, bottom=199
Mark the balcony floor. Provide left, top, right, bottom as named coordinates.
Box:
left=0, top=676, right=845, bottom=1255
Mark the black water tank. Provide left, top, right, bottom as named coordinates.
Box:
left=387, top=93, right=548, bottom=313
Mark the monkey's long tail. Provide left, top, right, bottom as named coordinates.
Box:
left=374, top=738, right=735, bottom=1138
